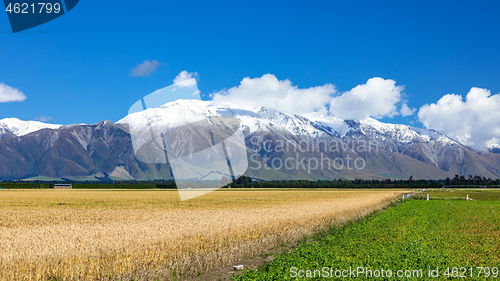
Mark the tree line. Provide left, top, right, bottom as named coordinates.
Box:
left=1, top=175, right=500, bottom=189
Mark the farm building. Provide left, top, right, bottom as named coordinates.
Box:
left=53, top=184, right=72, bottom=189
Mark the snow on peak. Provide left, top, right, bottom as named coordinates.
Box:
left=0, top=118, right=62, bottom=136
left=487, top=143, right=500, bottom=152
left=359, top=117, right=456, bottom=145
left=116, top=99, right=459, bottom=145
left=118, top=99, right=328, bottom=137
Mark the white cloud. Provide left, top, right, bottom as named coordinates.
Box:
left=418, top=87, right=500, bottom=150
left=212, top=75, right=412, bottom=121
left=130, top=60, right=160, bottom=77
left=212, top=74, right=336, bottom=116
left=329, top=77, right=408, bottom=120
left=34, top=115, right=52, bottom=122
left=173, top=70, right=198, bottom=87
left=401, top=103, right=416, bottom=117
left=0, top=83, right=26, bottom=103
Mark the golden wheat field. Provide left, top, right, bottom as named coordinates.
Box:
left=0, top=189, right=403, bottom=280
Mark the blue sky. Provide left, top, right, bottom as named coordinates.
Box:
left=1, top=0, right=500, bottom=133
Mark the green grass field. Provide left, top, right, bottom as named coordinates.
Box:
left=235, top=197, right=500, bottom=280
left=422, top=189, right=500, bottom=201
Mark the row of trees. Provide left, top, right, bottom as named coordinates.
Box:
left=226, top=175, right=500, bottom=189
left=2, top=175, right=500, bottom=189
left=226, top=177, right=444, bottom=189
left=445, top=175, right=500, bottom=186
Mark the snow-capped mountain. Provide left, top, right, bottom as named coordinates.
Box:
left=118, top=99, right=459, bottom=153
left=118, top=100, right=487, bottom=180
left=119, top=100, right=331, bottom=138
left=0, top=100, right=499, bottom=181
left=0, top=118, right=61, bottom=139
left=119, top=100, right=449, bottom=143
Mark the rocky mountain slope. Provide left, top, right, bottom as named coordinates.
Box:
left=0, top=100, right=499, bottom=181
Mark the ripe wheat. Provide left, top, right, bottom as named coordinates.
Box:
left=0, top=189, right=401, bottom=280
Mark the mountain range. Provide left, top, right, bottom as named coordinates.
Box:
left=1, top=100, right=499, bottom=181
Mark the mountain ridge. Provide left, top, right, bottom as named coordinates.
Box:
left=1, top=100, right=499, bottom=181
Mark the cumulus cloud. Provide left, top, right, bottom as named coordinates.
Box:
left=329, top=78, right=410, bottom=120
left=34, top=115, right=52, bottom=122
left=173, top=70, right=198, bottom=87
left=401, top=103, right=417, bottom=117
left=212, top=74, right=412, bottom=120
left=418, top=87, right=500, bottom=150
left=0, top=83, right=27, bottom=103
left=130, top=60, right=160, bottom=77
left=212, top=74, right=336, bottom=116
